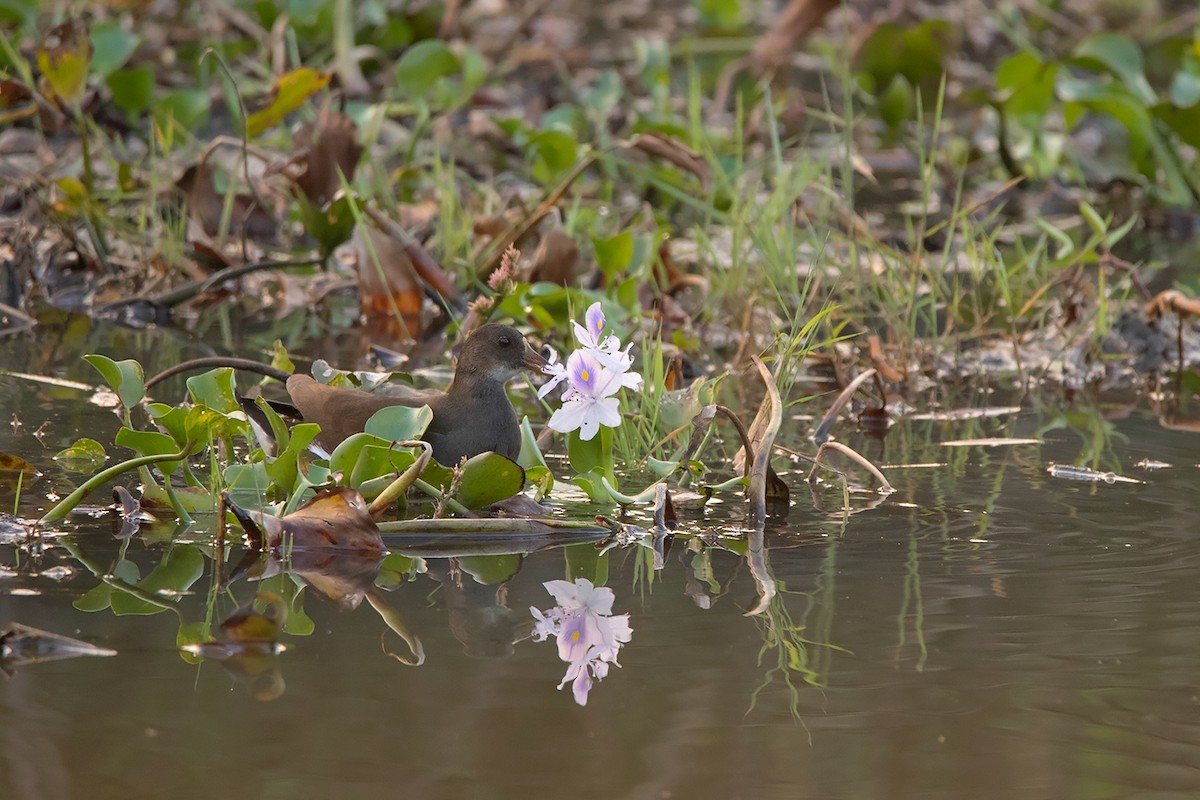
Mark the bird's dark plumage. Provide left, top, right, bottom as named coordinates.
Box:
left=286, top=323, right=546, bottom=464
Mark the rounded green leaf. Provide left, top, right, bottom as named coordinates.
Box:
left=54, top=438, right=107, bottom=472
left=84, top=354, right=145, bottom=408
left=454, top=452, right=525, bottom=508
left=395, top=40, right=459, bottom=98
left=364, top=404, right=433, bottom=442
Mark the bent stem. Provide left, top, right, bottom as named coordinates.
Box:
left=368, top=441, right=432, bottom=518
left=40, top=444, right=196, bottom=523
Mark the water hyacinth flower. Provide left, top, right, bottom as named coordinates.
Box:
left=530, top=578, right=632, bottom=706
left=541, top=302, right=642, bottom=440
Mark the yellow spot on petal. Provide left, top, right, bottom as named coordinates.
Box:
left=580, top=369, right=589, bottom=381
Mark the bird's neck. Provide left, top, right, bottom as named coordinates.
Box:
left=446, top=368, right=508, bottom=402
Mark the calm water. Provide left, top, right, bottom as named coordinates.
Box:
left=2, top=315, right=1200, bottom=800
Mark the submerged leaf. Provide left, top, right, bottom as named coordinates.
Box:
left=54, top=437, right=107, bottom=472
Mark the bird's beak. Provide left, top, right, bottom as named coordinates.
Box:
left=522, top=341, right=549, bottom=371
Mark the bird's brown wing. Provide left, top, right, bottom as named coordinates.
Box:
left=286, top=375, right=438, bottom=447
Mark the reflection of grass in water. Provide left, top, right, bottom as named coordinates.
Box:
left=897, top=534, right=928, bottom=672
left=747, top=568, right=849, bottom=724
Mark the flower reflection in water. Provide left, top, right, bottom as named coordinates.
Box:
left=530, top=578, right=632, bottom=705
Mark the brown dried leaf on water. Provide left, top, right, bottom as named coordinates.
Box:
left=355, top=224, right=425, bottom=341
left=0, top=453, right=40, bottom=476
left=526, top=228, right=578, bottom=285
left=263, top=548, right=384, bottom=611
left=291, top=106, right=363, bottom=207
left=1, top=622, right=116, bottom=672
left=255, top=487, right=385, bottom=556
left=176, top=161, right=276, bottom=241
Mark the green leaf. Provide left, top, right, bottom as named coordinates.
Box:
left=89, top=21, right=138, bottom=77
left=110, top=545, right=205, bottom=616
left=1169, top=68, right=1200, bottom=108
left=593, top=230, right=634, bottom=276
left=54, top=438, right=107, bottom=472
left=455, top=554, right=521, bottom=585
left=246, top=67, right=331, bottom=137
left=263, top=422, right=320, bottom=493
left=1074, top=33, right=1156, bottom=105
left=84, top=354, right=145, bottom=408
left=73, top=582, right=113, bottom=612
left=153, top=88, right=210, bottom=139
left=529, top=130, right=579, bottom=185
left=297, top=193, right=356, bottom=255
left=395, top=40, right=459, bottom=98
left=185, top=368, right=239, bottom=414
left=517, top=416, right=552, bottom=496
left=115, top=427, right=184, bottom=473
left=878, top=75, right=914, bottom=128
left=106, top=66, right=154, bottom=116
left=455, top=452, right=524, bottom=508
left=364, top=404, right=433, bottom=442
left=147, top=403, right=189, bottom=446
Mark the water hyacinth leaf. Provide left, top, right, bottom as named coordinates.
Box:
left=110, top=545, right=205, bottom=616
left=89, top=21, right=138, bottom=78
left=73, top=582, right=113, bottom=612
left=395, top=40, right=459, bottom=98
left=456, top=554, right=521, bottom=585
left=54, top=438, right=107, bottom=472
left=329, top=432, right=389, bottom=477
left=115, top=427, right=183, bottom=472
left=263, top=422, right=321, bottom=493
left=37, top=18, right=91, bottom=106
left=147, top=403, right=189, bottom=446
left=351, top=444, right=415, bottom=488
left=256, top=573, right=316, bottom=636
left=455, top=453, right=524, bottom=508
left=246, top=67, right=331, bottom=137
left=364, top=404, right=433, bottom=442
left=106, top=65, right=154, bottom=116
left=84, top=354, right=145, bottom=408
left=186, top=368, right=239, bottom=415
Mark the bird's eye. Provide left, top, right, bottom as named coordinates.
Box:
left=497, top=335, right=511, bottom=347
